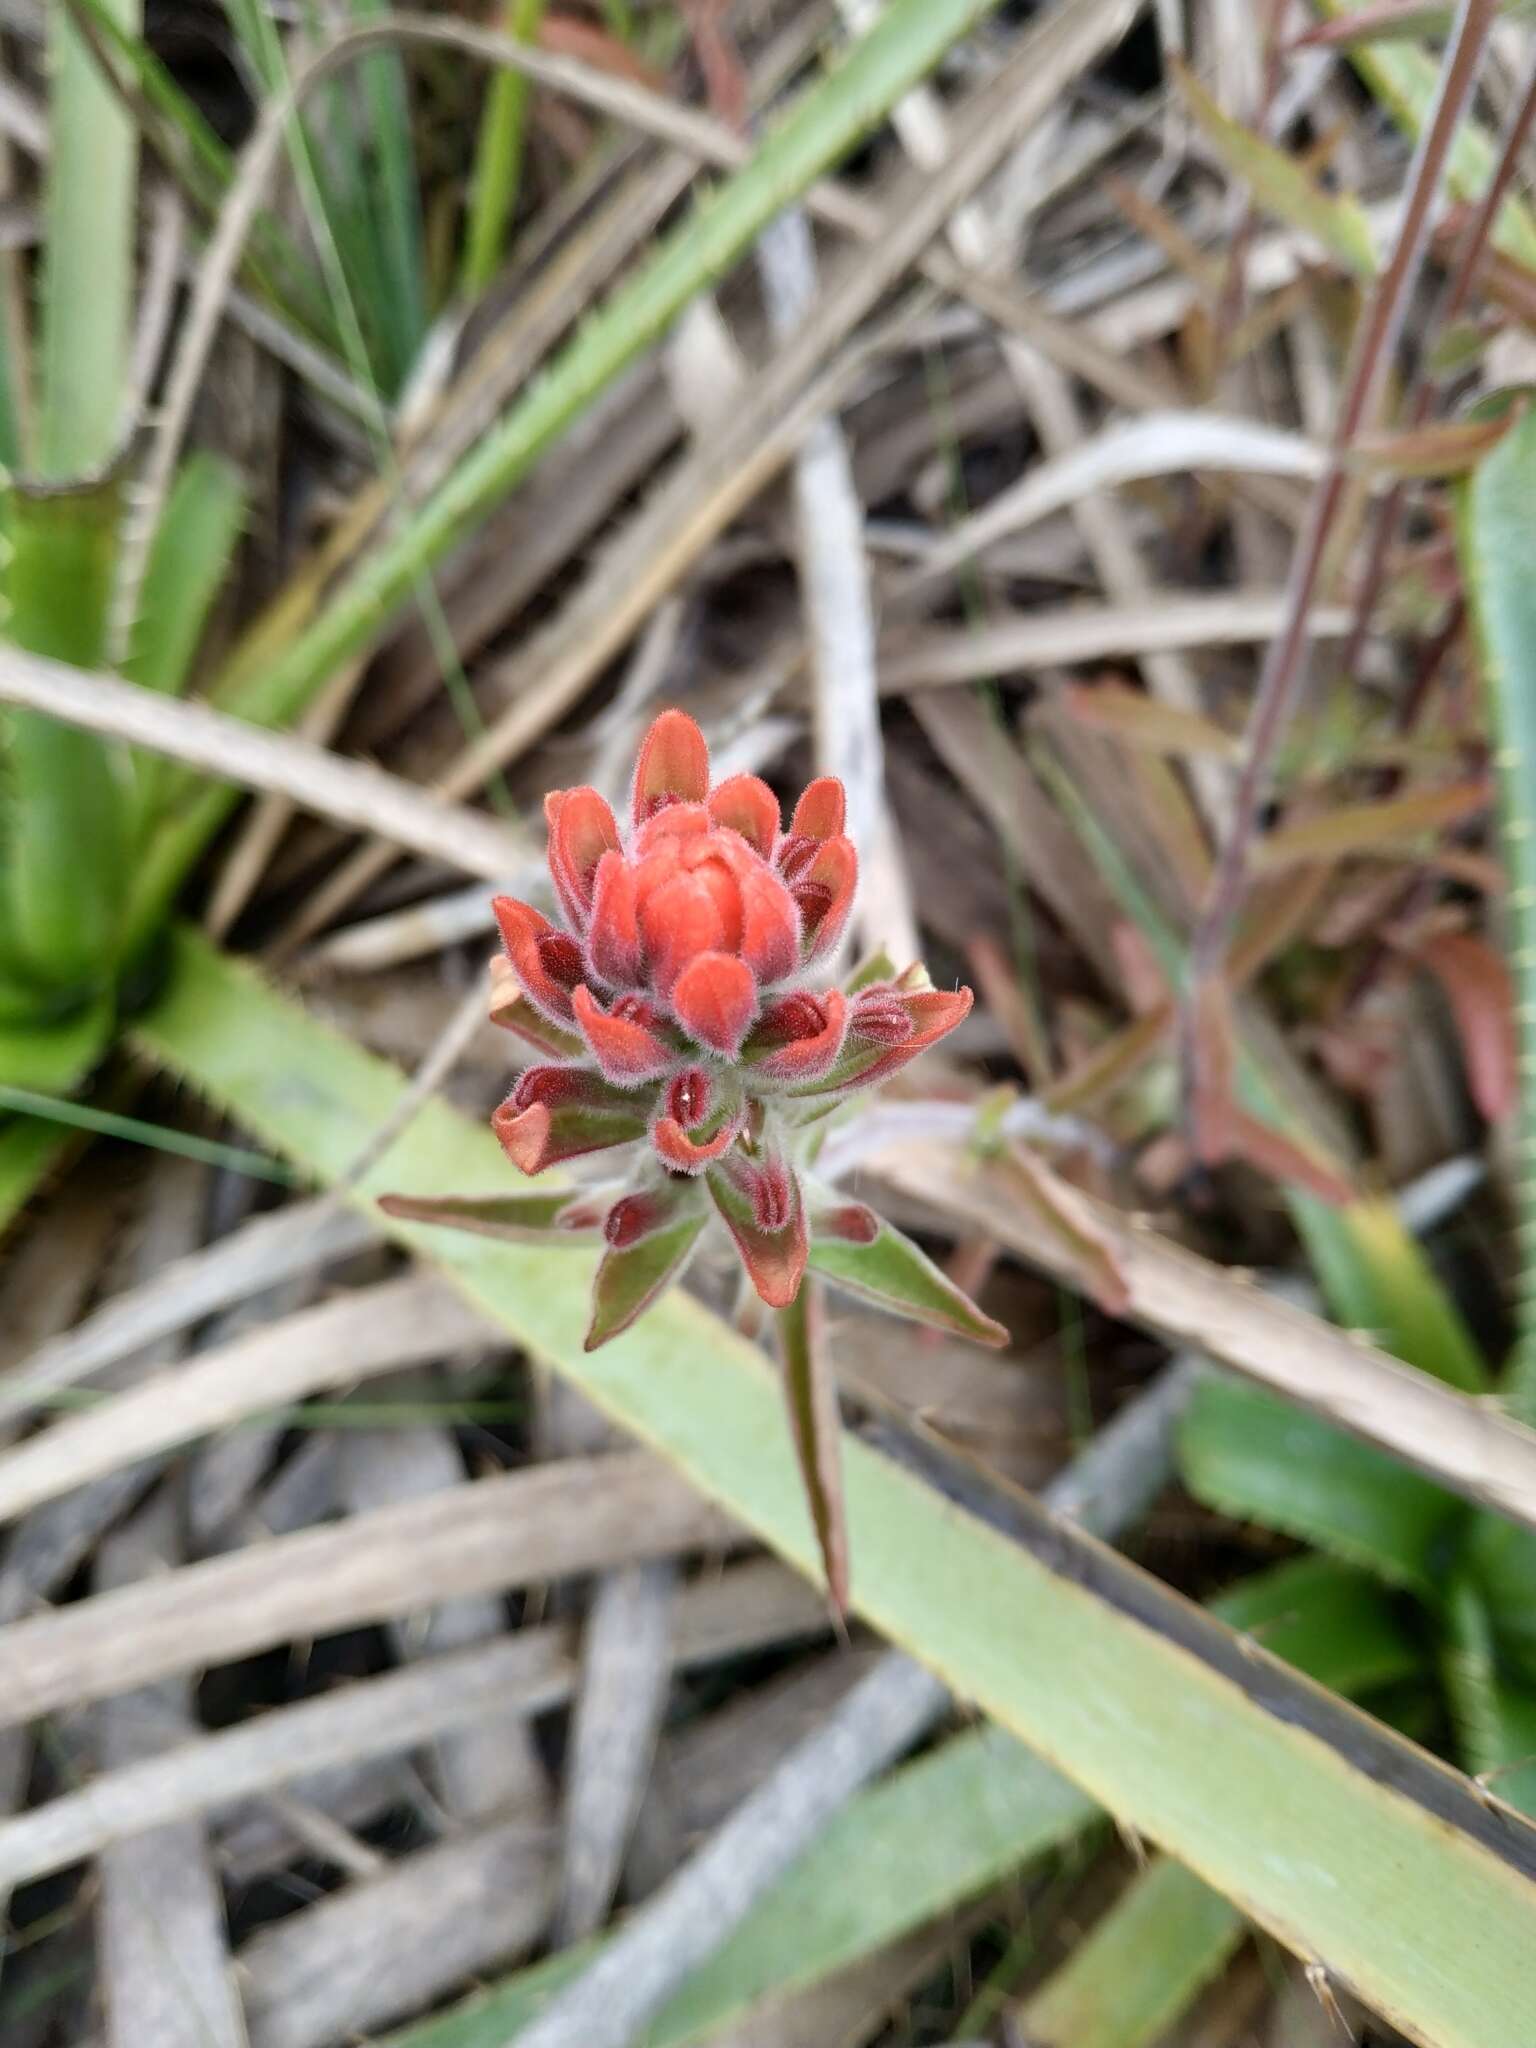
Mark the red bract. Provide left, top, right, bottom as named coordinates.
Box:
left=485, top=708, right=974, bottom=1326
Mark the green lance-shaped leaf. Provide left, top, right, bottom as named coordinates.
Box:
left=1179, top=1375, right=1460, bottom=1595
left=1, top=474, right=130, bottom=993
left=0, top=997, right=116, bottom=1097
left=1170, top=54, right=1378, bottom=281
left=1209, top=1551, right=1425, bottom=1698
left=807, top=1199, right=1007, bottom=1346
left=585, top=1183, right=708, bottom=1352
left=777, top=1276, right=849, bottom=1613
left=123, top=455, right=247, bottom=699
left=1441, top=1572, right=1536, bottom=1818
left=377, top=1188, right=605, bottom=1242
left=1458, top=391, right=1536, bottom=1416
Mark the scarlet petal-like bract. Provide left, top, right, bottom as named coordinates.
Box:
left=736, top=864, right=800, bottom=985
left=707, top=773, right=780, bottom=859
left=848, top=984, right=972, bottom=1088
left=492, top=895, right=583, bottom=1024
left=492, top=1065, right=647, bottom=1173
left=633, top=708, right=709, bottom=824
left=707, top=1149, right=808, bottom=1308
left=789, top=777, right=845, bottom=845
left=793, top=836, right=857, bottom=961
left=670, top=951, right=757, bottom=1054
left=586, top=850, right=641, bottom=986
left=547, top=787, right=619, bottom=928
left=571, top=984, right=673, bottom=1083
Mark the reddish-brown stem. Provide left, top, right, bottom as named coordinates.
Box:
left=1342, top=53, right=1536, bottom=675
left=1188, top=0, right=1498, bottom=1012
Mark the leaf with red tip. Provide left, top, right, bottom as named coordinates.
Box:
left=586, top=850, right=642, bottom=986
left=633, top=707, right=709, bottom=824
left=585, top=1183, right=708, bottom=1349
left=487, top=956, right=584, bottom=1058
left=492, top=1066, right=647, bottom=1174
left=795, top=836, right=857, bottom=962
left=708, top=773, right=780, bottom=858
left=789, top=776, right=846, bottom=844
left=777, top=1278, right=849, bottom=1613
left=649, top=1064, right=744, bottom=1172
left=671, top=950, right=757, bottom=1053
left=571, top=984, right=674, bottom=1083
left=707, top=1147, right=807, bottom=1308
left=547, top=787, right=620, bottom=927
left=744, top=989, right=847, bottom=1083
left=808, top=1207, right=1007, bottom=1345
left=1417, top=929, right=1517, bottom=1123
left=788, top=982, right=972, bottom=1097
left=492, top=895, right=582, bottom=1025
left=377, top=1189, right=600, bottom=1241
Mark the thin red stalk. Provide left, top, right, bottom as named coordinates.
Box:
left=1342, top=53, right=1536, bottom=674
left=1188, top=0, right=1499, bottom=1003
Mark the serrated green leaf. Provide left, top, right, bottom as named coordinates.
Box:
left=586, top=1199, right=707, bottom=1351
left=1, top=475, right=130, bottom=988
left=1171, top=55, right=1378, bottom=280
left=807, top=1210, right=1007, bottom=1346
left=1179, top=1376, right=1459, bottom=1594
left=1441, top=1574, right=1536, bottom=1817
left=1210, top=1552, right=1424, bottom=1697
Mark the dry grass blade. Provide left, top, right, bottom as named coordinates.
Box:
left=0, top=1273, right=492, bottom=1526
left=875, top=1137, right=1536, bottom=1537
left=272, top=0, right=1143, bottom=949
left=0, top=644, right=533, bottom=877
left=0, top=1560, right=823, bottom=1893
left=0, top=1196, right=376, bottom=1424
left=880, top=593, right=1353, bottom=689
left=0, top=1451, right=733, bottom=1728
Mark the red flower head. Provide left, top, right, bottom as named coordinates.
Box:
left=473, top=709, right=976, bottom=1334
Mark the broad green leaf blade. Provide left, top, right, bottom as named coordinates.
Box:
left=587, top=1201, right=708, bottom=1351
left=123, top=454, right=247, bottom=698
left=136, top=929, right=1536, bottom=2048
left=1459, top=395, right=1536, bottom=1417
left=126, top=0, right=1142, bottom=951
left=1290, top=1193, right=1489, bottom=1394
left=0, top=1115, right=74, bottom=1239
left=807, top=1210, right=1007, bottom=1345
left=0, top=997, right=115, bottom=1096
left=1, top=476, right=129, bottom=989
left=1017, top=1857, right=1245, bottom=2048
left=38, top=0, right=139, bottom=477
left=1210, top=1552, right=1425, bottom=1698
left=1179, top=1376, right=1460, bottom=1594
left=379, top=1726, right=1098, bottom=2048
left=777, top=1279, right=848, bottom=1612
left=378, top=1189, right=601, bottom=1242
left=1171, top=55, right=1378, bottom=279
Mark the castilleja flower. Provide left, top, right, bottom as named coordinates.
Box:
left=384, top=709, right=1005, bottom=1606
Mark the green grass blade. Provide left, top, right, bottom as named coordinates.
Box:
left=1016, top=1857, right=1245, bottom=2048
left=1, top=475, right=130, bottom=989
left=123, top=454, right=247, bottom=698
left=1465, top=1509, right=1536, bottom=1689
left=1180, top=1376, right=1462, bottom=1594
left=380, top=1727, right=1097, bottom=2048
left=347, top=0, right=429, bottom=380
left=135, top=929, right=1536, bottom=2048
left=1458, top=394, right=1536, bottom=1417
left=461, top=0, right=549, bottom=299
left=1442, top=1574, right=1536, bottom=1817
left=1313, top=0, right=1536, bottom=268
left=38, top=0, right=140, bottom=476
left=1209, top=1552, right=1426, bottom=1697
left=126, top=0, right=1124, bottom=951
